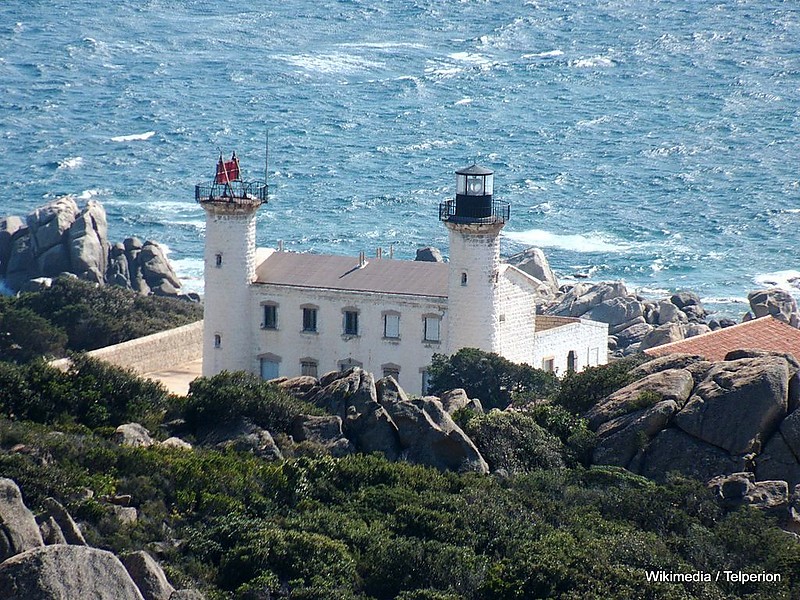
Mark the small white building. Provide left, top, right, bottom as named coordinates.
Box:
left=197, top=162, right=607, bottom=395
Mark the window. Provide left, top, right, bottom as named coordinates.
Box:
left=423, top=315, right=440, bottom=342
left=260, top=356, right=280, bottom=380
left=215, top=253, right=223, bottom=267
left=300, top=359, right=318, bottom=378
left=383, top=312, right=400, bottom=339
left=262, top=303, right=277, bottom=329
left=567, top=350, right=576, bottom=373
left=542, top=357, right=554, bottom=373
left=461, top=272, right=468, bottom=286
left=421, top=370, right=430, bottom=395
left=213, top=334, right=221, bottom=348
left=383, top=366, right=400, bottom=382
left=302, top=307, right=318, bottom=332
left=338, top=358, right=363, bottom=372
left=344, top=310, right=359, bottom=336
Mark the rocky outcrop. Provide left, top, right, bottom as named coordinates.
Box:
left=0, top=479, right=43, bottom=562
left=745, top=289, right=800, bottom=328
left=283, top=368, right=489, bottom=473
left=673, top=357, right=789, bottom=454
left=120, top=551, right=175, bottom=600
left=0, top=198, right=185, bottom=297
left=505, top=247, right=559, bottom=294
left=291, top=415, right=355, bottom=457
left=0, top=546, right=146, bottom=600
left=114, top=423, right=155, bottom=448
left=376, top=377, right=489, bottom=474
left=199, top=418, right=283, bottom=461
left=0, top=479, right=202, bottom=600
left=415, top=247, right=444, bottom=262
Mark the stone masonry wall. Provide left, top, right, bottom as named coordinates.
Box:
left=81, top=320, right=203, bottom=375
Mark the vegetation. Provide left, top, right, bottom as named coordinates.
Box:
left=427, top=348, right=558, bottom=410
left=0, top=276, right=202, bottom=362
left=0, top=303, right=796, bottom=598
left=183, top=371, right=324, bottom=435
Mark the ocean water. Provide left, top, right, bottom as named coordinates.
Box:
left=2, top=0, right=799, bottom=319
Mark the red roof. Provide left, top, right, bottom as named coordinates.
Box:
left=644, top=316, right=800, bottom=361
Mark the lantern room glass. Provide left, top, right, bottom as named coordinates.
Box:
left=457, top=173, right=493, bottom=196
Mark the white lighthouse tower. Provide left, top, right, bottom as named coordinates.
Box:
left=196, top=155, right=267, bottom=376
left=439, top=164, right=510, bottom=354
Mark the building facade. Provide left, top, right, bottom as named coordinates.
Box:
left=198, top=163, right=608, bottom=395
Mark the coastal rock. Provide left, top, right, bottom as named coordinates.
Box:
left=628, top=354, right=702, bottom=379
left=277, top=376, right=320, bottom=402
left=68, top=200, right=109, bottom=284
left=414, top=247, right=443, bottom=263
left=506, top=247, right=559, bottom=292
left=114, top=423, right=155, bottom=448
left=107, top=243, right=132, bottom=288
left=310, top=368, right=402, bottom=460
left=0, top=478, right=44, bottom=562
left=4, top=231, right=35, bottom=290
left=593, top=400, right=678, bottom=468
left=376, top=377, right=489, bottom=474
left=0, top=216, right=25, bottom=275
left=120, top=551, right=175, bottom=600
left=674, top=357, right=790, bottom=455
left=586, top=296, right=644, bottom=329
left=438, top=389, right=470, bottom=414
left=27, top=197, right=79, bottom=256
left=747, top=289, right=800, bottom=328
left=638, top=322, right=684, bottom=351
left=200, top=418, right=283, bottom=461
left=630, top=428, right=748, bottom=482
left=670, top=291, right=703, bottom=312
left=139, top=242, right=181, bottom=296
left=170, top=591, right=206, bottom=600
left=159, top=437, right=192, bottom=450
left=0, top=545, right=145, bottom=600
left=553, top=281, right=629, bottom=318
left=656, top=300, right=687, bottom=325
left=291, top=415, right=354, bottom=457
left=36, top=516, right=66, bottom=546
left=683, top=323, right=711, bottom=338
left=40, top=498, right=86, bottom=546
left=755, top=432, right=800, bottom=489
left=614, top=322, right=653, bottom=349
left=584, top=368, right=694, bottom=431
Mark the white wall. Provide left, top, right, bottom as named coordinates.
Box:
left=201, top=204, right=260, bottom=376
left=445, top=221, right=504, bottom=355
left=532, top=319, right=608, bottom=376
left=496, top=265, right=538, bottom=364
left=250, top=282, right=448, bottom=395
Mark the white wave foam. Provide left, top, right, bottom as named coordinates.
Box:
left=169, top=258, right=204, bottom=295
left=58, top=156, right=84, bottom=169
left=522, top=50, right=564, bottom=59
left=454, top=97, right=472, bottom=105
left=77, top=188, right=108, bottom=200
left=504, top=229, right=627, bottom=253
left=571, top=56, right=615, bottom=68
left=754, top=270, right=800, bottom=291
left=448, top=52, right=492, bottom=65
left=273, top=52, right=384, bottom=75
left=111, top=131, right=155, bottom=142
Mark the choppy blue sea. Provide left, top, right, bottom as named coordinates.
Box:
left=2, top=0, right=799, bottom=318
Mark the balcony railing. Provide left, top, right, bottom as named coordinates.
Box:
left=195, top=180, right=268, bottom=205
left=439, top=199, right=510, bottom=225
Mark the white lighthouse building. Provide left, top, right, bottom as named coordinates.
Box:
left=197, top=159, right=607, bottom=395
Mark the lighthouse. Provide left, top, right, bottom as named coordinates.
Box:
left=196, top=154, right=267, bottom=376
left=439, top=164, right=510, bottom=354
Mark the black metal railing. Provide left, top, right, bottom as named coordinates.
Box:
left=195, top=180, right=268, bottom=205
left=439, top=199, right=510, bottom=225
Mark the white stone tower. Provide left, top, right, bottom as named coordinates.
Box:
left=440, top=164, right=510, bottom=354
left=196, top=155, right=267, bottom=376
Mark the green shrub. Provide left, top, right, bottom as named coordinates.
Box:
left=427, top=348, right=558, bottom=410
left=464, top=411, right=567, bottom=474
left=184, top=371, right=323, bottom=435
left=0, top=305, right=68, bottom=363
left=525, top=403, right=597, bottom=467
left=552, top=354, right=651, bottom=415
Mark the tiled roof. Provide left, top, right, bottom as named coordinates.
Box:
left=254, top=251, right=448, bottom=298
left=644, top=316, right=800, bottom=361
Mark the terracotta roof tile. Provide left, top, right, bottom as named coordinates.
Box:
left=644, top=316, right=800, bottom=361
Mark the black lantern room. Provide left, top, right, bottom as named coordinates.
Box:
left=439, top=163, right=509, bottom=225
